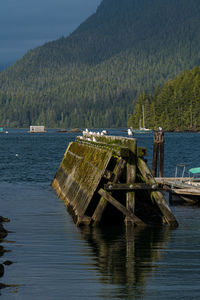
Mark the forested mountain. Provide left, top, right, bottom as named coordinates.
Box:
left=128, top=67, right=200, bottom=131
left=1, top=0, right=200, bottom=128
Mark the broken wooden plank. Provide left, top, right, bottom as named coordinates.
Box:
left=98, top=188, right=146, bottom=226
left=92, top=158, right=126, bottom=226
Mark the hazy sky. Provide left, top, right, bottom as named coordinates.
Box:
left=0, top=0, right=101, bottom=65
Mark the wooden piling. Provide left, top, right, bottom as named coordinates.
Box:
left=125, top=139, right=137, bottom=225
left=152, top=130, right=164, bottom=177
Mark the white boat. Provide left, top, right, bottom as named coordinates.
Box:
left=132, top=106, right=152, bottom=133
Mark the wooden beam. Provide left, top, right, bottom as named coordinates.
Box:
left=114, top=158, right=126, bottom=182
left=104, top=183, right=159, bottom=191
left=152, top=131, right=164, bottom=178
left=91, top=197, right=107, bottom=226
left=98, top=188, right=146, bottom=226
left=137, top=157, right=178, bottom=228
left=152, top=141, right=158, bottom=177
left=126, top=139, right=137, bottom=224
left=172, top=188, right=200, bottom=196
left=159, top=141, right=164, bottom=177
left=92, top=158, right=126, bottom=226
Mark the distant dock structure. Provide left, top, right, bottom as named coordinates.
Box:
left=29, top=126, right=46, bottom=133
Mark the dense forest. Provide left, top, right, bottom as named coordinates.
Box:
left=0, top=0, right=200, bottom=128
left=128, top=67, right=200, bottom=131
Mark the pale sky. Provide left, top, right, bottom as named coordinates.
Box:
left=0, top=0, right=101, bottom=65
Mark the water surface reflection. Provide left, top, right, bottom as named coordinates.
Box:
left=80, top=225, right=173, bottom=299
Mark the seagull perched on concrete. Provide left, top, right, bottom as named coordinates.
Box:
left=128, top=128, right=133, bottom=136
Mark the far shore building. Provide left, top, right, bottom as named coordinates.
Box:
left=30, top=126, right=46, bottom=133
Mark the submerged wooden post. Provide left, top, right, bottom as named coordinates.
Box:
left=152, top=130, right=164, bottom=177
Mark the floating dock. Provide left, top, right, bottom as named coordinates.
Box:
left=155, top=177, right=200, bottom=204
left=52, top=134, right=178, bottom=227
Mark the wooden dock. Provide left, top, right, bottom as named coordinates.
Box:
left=155, top=177, right=200, bottom=204
left=52, top=134, right=178, bottom=227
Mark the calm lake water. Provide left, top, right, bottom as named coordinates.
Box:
left=1, top=129, right=200, bottom=299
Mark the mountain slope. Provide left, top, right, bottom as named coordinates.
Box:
left=128, top=66, right=200, bottom=131
left=1, top=0, right=200, bottom=128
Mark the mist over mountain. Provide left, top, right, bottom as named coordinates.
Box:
left=0, top=0, right=200, bottom=128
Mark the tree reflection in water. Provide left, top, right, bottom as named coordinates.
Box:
left=80, top=225, right=172, bottom=299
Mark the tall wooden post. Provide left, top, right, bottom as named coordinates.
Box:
left=152, top=130, right=164, bottom=178
left=158, top=132, right=164, bottom=177
left=125, top=139, right=137, bottom=224
left=152, top=135, right=158, bottom=177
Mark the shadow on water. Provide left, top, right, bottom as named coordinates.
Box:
left=0, top=217, right=18, bottom=295
left=80, top=225, right=173, bottom=299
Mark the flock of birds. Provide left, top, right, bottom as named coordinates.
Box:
left=80, top=128, right=108, bottom=142
left=80, top=127, right=134, bottom=142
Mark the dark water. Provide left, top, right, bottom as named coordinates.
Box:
left=0, top=129, right=200, bottom=299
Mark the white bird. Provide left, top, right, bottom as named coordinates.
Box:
left=85, top=128, right=89, bottom=132
left=158, top=127, right=163, bottom=131
left=93, top=137, right=97, bottom=142
left=102, top=130, right=107, bottom=135
left=128, top=128, right=133, bottom=136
